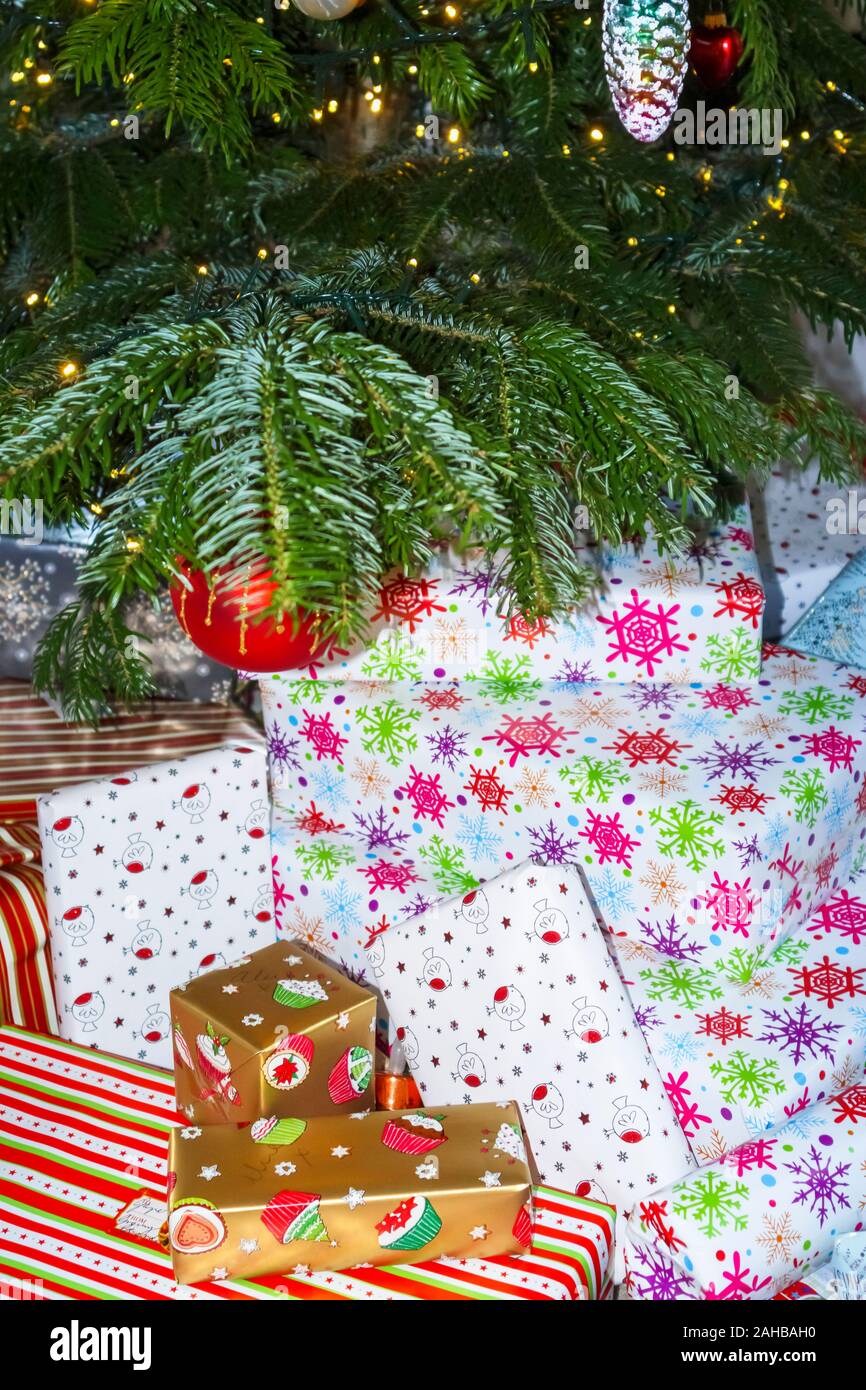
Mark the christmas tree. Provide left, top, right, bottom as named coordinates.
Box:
left=1, top=0, right=865, bottom=719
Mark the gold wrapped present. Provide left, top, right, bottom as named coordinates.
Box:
left=170, top=941, right=376, bottom=1124
left=167, top=1102, right=533, bottom=1284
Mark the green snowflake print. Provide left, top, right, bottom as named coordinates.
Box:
left=558, top=756, right=630, bottom=806
left=699, top=629, right=761, bottom=681
left=769, top=936, right=809, bottom=967
left=466, top=651, right=542, bottom=704
left=294, top=839, right=356, bottom=882
left=708, top=1049, right=786, bottom=1109
left=418, top=834, right=479, bottom=895
left=716, top=944, right=771, bottom=988
left=356, top=700, right=420, bottom=766
left=648, top=799, right=725, bottom=872
left=640, top=961, right=724, bottom=1010
left=281, top=677, right=344, bottom=707
left=778, top=685, right=854, bottom=727
left=672, top=1170, right=749, bottom=1239
left=360, top=633, right=423, bottom=682
left=779, top=767, right=829, bottom=828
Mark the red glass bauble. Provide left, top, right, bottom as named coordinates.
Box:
left=690, top=13, right=744, bottom=91
left=169, top=562, right=327, bottom=673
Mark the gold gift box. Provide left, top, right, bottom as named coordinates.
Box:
left=167, top=1102, right=533, bottom=1284
left=170, top=941, right=376, bottom=1124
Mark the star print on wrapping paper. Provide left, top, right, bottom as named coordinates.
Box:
left=479, top=1170, right=502, bottom=1188
left=343, top=1188, right=366, bottom=1210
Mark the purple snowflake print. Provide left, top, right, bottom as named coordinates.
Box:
left=732, top=833, right=762, bottom=870
left=425, top=723, right=469, bottom=771
left=697, top=739, right=781, bottom=782
left=447, top=566, right=506, bottom=617
left=528, top=819, right=583, bottom=866
left=266, top=721, right=300, bottom=774
left=353, top=805, right=411, bottom=853
left=634, top=1003, right=663, bottom=1031
left=626, top=682, right=686, bottom=713
left=552, top=659, right=596, bottom=693
left=639, top=915, right=706, bottom=962
left=786, top=1145, right=851, bottom=1226
left=758, top=1003, right=841, bottom=1066
left=627, top=1244, right=696, bottom=1301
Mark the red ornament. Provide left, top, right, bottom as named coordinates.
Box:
left=689, top=12, right=743, bottom=91
left=169, top=561, right=326, bottom=673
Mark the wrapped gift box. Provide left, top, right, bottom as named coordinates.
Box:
left=263, top=646, right=866, bottom=971
left=171, top=941, right=376, bottom=1124
left=785, top=551, right=866, bottom=671
left=624, top=1083, right=866, bottom=1300
left=168, top=1100, right=533, bottom=1284
left=368, top=860, right=695, bottom=1210
left=0, top=1027, right=614, bottom=1301
left=611, top=878, right=866, bottom=1158
left=0, top=529, right=234, bottom=703
left=283, top=501, right=764, bottom=687
left=749, top=461, right=866, bottom=642
left=37, top=743, right=274, bottom=1068
left=0, top=677, right=262, bottom=802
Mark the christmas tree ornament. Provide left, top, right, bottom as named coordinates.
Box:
left=169, top=561, right=326, bottom=673
left=602, top=0, right=691, bottom=142
left=289, top=0, right=361, bottom=19
left=689, top=11, right=744, bottom=90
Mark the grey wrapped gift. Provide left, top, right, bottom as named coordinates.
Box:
left=0, top=524, right=235, bottom=703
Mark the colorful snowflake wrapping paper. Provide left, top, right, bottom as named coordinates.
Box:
left=623, top=1084, right=866, bottom=1300
left=171, top=940, right=376, bottom=1124
left=610, top=880, right=866, bottom=1158
left=37, top=743, right=274, bottom=1068
left=263, top=645, right=866, bottom=972
left=785, top=551, right=866, bottom=672
left=283, top=502, right=764, bottom=688
left=167, top=1100, right=533, bottom=1285
left=366, top=860, right=694, bottom=1210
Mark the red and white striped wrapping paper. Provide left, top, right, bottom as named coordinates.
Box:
left=0, top=680, right=262, bottom=802
left=0, top=1027, right=614, bottom=1301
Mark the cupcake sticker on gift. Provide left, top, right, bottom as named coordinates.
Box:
left=376, top=1196, right=442, bottom=1252
left=272, top=977, right=329, bottom=1009
left=381, top=1112, right=447, bottom=1156
left=263, top=1033, right=315, bottom=1091
left=328, top=1046, right=373, bottom=1104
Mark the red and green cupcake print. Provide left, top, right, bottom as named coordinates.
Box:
left=250, top=1115, right=307, bottom=1145
left=261, top=1190, right=330, bottom=1245
left=272, top=977, right=329, bottom=1009
left=376, top=1196, right=442, bottom=1252
left=263, top=1033, right=315, bottom=1091
left=381, top=1112, right=447, bottom=1156
left=196, top=1022, right=240, bottom=1107
left=328, top=1046, right=373, bottom=1104
left=168, top=1198, right=226, bottom=1256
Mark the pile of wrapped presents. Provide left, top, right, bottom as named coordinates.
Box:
left=2, top=468, right=866, bottom=1303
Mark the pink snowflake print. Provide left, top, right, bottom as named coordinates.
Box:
left=813, top=848, right=838, bottom=892
left=359, top=858, right=422, bottom=895
left=397, top=766, right=454, bottom=827
left=603, top=727, right=690, bottom=768
left=722, top=1137, right=777, bottom=1177
left=596, top=589, right=688, bottom=676
left=503, top=613, right=551, bottom=648
left=804, top=724, right=863, bottom=774
left=847, top=673, right=866, bottom=698
left=710, top=571, right=765, bottom=629
left=465, top=764, right=512, bottom=814
left=371, top=575, right=446, bottom=632
left=696, top=1007, right=751, bottom=1046
left=712, top=784, right=773, bottom=816
left=579, top=810, right=641, bottom=868
left=483, top=713, right=573, bottom=768
left=700, top=684, right=756, bottom=713
left=726, top=525, right=755, bottom=552
left=300, top=710, right=348, bottom=762
left=830, top=1084, right=866, bottom=1125
left=771, top=842, right=804, bottom=885
left=701, top=872, right=755, bottom=938
left=858, top=782, right=866, bottom=817
left=808, top=889, right=866, bottom=946
left=705, top=1251, right=771, bottom=1300
left=663, top=1071, right=711, bottom=1140
left=416, top=684, right=465, bottom=711
left=788, top=955, right=866, bottom=1010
